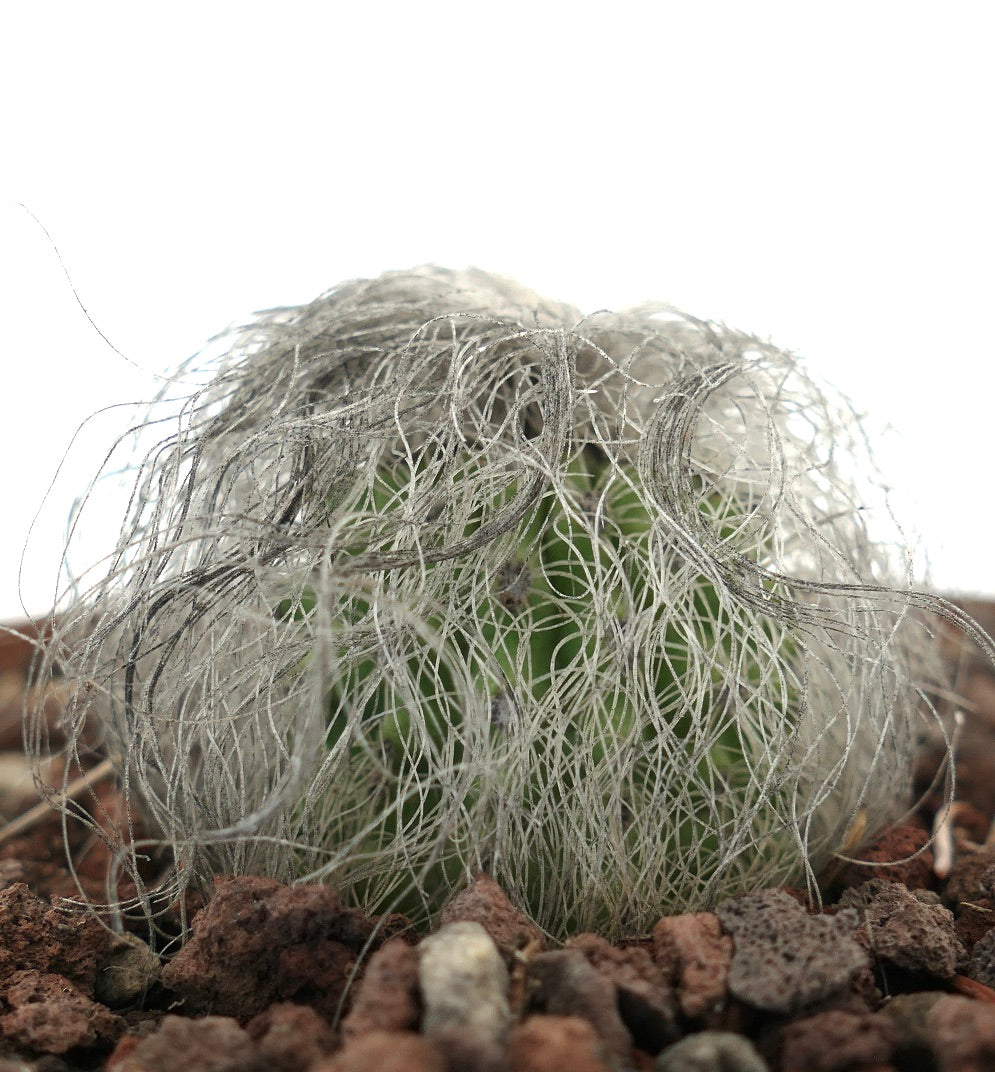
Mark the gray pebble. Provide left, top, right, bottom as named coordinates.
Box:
left=418, top=920, right=509, bottom=1044
left=655, top=1030, right=769, bottom=1072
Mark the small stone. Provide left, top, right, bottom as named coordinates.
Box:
left=313, top=1030, right=447, bottom=1072
left=246, top=1002, right=339, bottom=1069
left=95, top=932, right=161, bottom=1007
left=954, top=898, right=995, bottom=955
left=109, top=1014, right=265, bottom=1072
left=0, top=969, right=123, bottom=1056
left=341, top=937, right=420, bottom=1039
left=160, top=875, right=400, bottom=1019
left=440, top=873, right=546, bottom=960
left=778, top=1009, right=898, bottom=1072
left=829, top=823, right=935, bottom=893
left=0, top=882, right=111, bottom=997
left=928, top=994, right=995, bottom=1072
left=566, top=932, right=679, bottom=1051
left=418, top=921, right=510, bottom=1045
left=839, top=879, right=965, bottom=978
left=509, top=1015, right=614, bottom=1072
left=968, top=925, right=995, bottom=987
left=944, top=847, right=995, bottom=909
left=526, top=949, right=631, bottom=1061
left=878, top=991, right=946, bottom=1066
left=716, top=889, right=869, bottom=1015
left=652, top=912, right=732, bottom=1020
left=654, top=1030, right=768, bottom=1072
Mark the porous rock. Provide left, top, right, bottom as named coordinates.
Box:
left=440, top=872, right=546, bottom=960
left=312, top=1030, right=447, bottom=1072
left=418, top=921, right=509, bottom=1045
left=246, top=1002, right=339, bottom=1069
left=508, top=1014, right=614, bottom=1072
left=954, top=898, right=995, bottom=955
left=943, top=846, right=995, bottom=909
left=715, top=889, right=869, bottom=1015
left=0, top=882, right=111, bottom=997
left=525, top=948, right=631, bottom=1060
left=877, top=991, right=946, bottom=1067
left=654, top=1030, right=769, bottom=1072
left=160, top=875, right=402, bottom=1019
left=777, top=1009, right=898, bottom=1072
left=927, top=994, right=995, bottom=1072
left=340, top=936, right=420, bottom=1039
left=968, top=924, right=995, bottom=989
left=829, top=823, right=934, bottom=893
left=0, top=969, right=122, bottom=1056
left=566, top=932, right=679, bottom=1051
left=652, top=912, right=732, bottom=1020
left=108, top=1014, right=265, bottom=1072
left=839, top=879, right=965, bottom=978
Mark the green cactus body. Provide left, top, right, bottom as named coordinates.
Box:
left=287, top=440, right=795, bottom=931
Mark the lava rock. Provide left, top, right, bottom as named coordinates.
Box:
left=525, top=949, right=631, bottom=1061
left=927, top=994, right=995, bottom=1072
left=245, top=1002, right=339, bottom=1070
left=943, top=846, right=995, bottom=908
left=953, top=898, right=995, bottom=955
left=829, top=823, right=934, bottom=893
left=967, top=925, right=995, bottom=988
left=160, top=875, right=400, bottom=1019
left=440, top=873, right=547, bottom=960
left=878, top=991, right=946, bottom=1068
left=565, top=932, right=679, bottom=1052
left=108, top=1014, right=265, bottom=1072
left=0, top=969, right=122, bottom=1056
left=777, top=1009, right=898, bottom=1072
left=839, top=879, right=965, bottom=978
left=0, top=883, right=111, bottom=997
left=341, top=936, right=420, bottom=1039
left=508, top=1015, right=614, bottom=1072
left=312, top=1030, right=447, bottom=1072
left=652, top=912, right=732, bottom=1021
left=716, top=889, right=869, bottom=1015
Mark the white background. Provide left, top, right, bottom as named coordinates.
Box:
left=2, top=2, right=993, bottom=622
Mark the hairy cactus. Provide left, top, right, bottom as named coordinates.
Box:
left=35, top=267, right=968, bottom=939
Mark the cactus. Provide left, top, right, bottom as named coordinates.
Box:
left=37, top=267, right=962, bottom=940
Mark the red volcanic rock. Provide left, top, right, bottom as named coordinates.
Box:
left=525, top=949, right=631, bottom=1061
left=340, top=936, right=420, bottom=1040
left=0, top=882, right=111, bottom=997
left=652, top=911, right=732, bottom=1021
left=161, top=875, right=408, bottom=1020
left=565, top=932, right=678, bottom=1051
left=778, top=1009, right=899, bottom=1072
left=830, top=823, right=935, bottom=893
left=246, top=1002, right=339, bottom=1070
left=928, top=994, right=995, bottom=1072
left=108, top=1014, right=264, bottom=1072
left=313, top=1030, right=447, bottom=1072
left=440, top=873, right=547, bottom=960
left=0, top=968, right=122, bottom=1056
left=508, top=1015, right=614, bottom=1072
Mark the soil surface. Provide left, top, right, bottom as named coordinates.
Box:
left=3, top=601, right=995, bottom=1071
